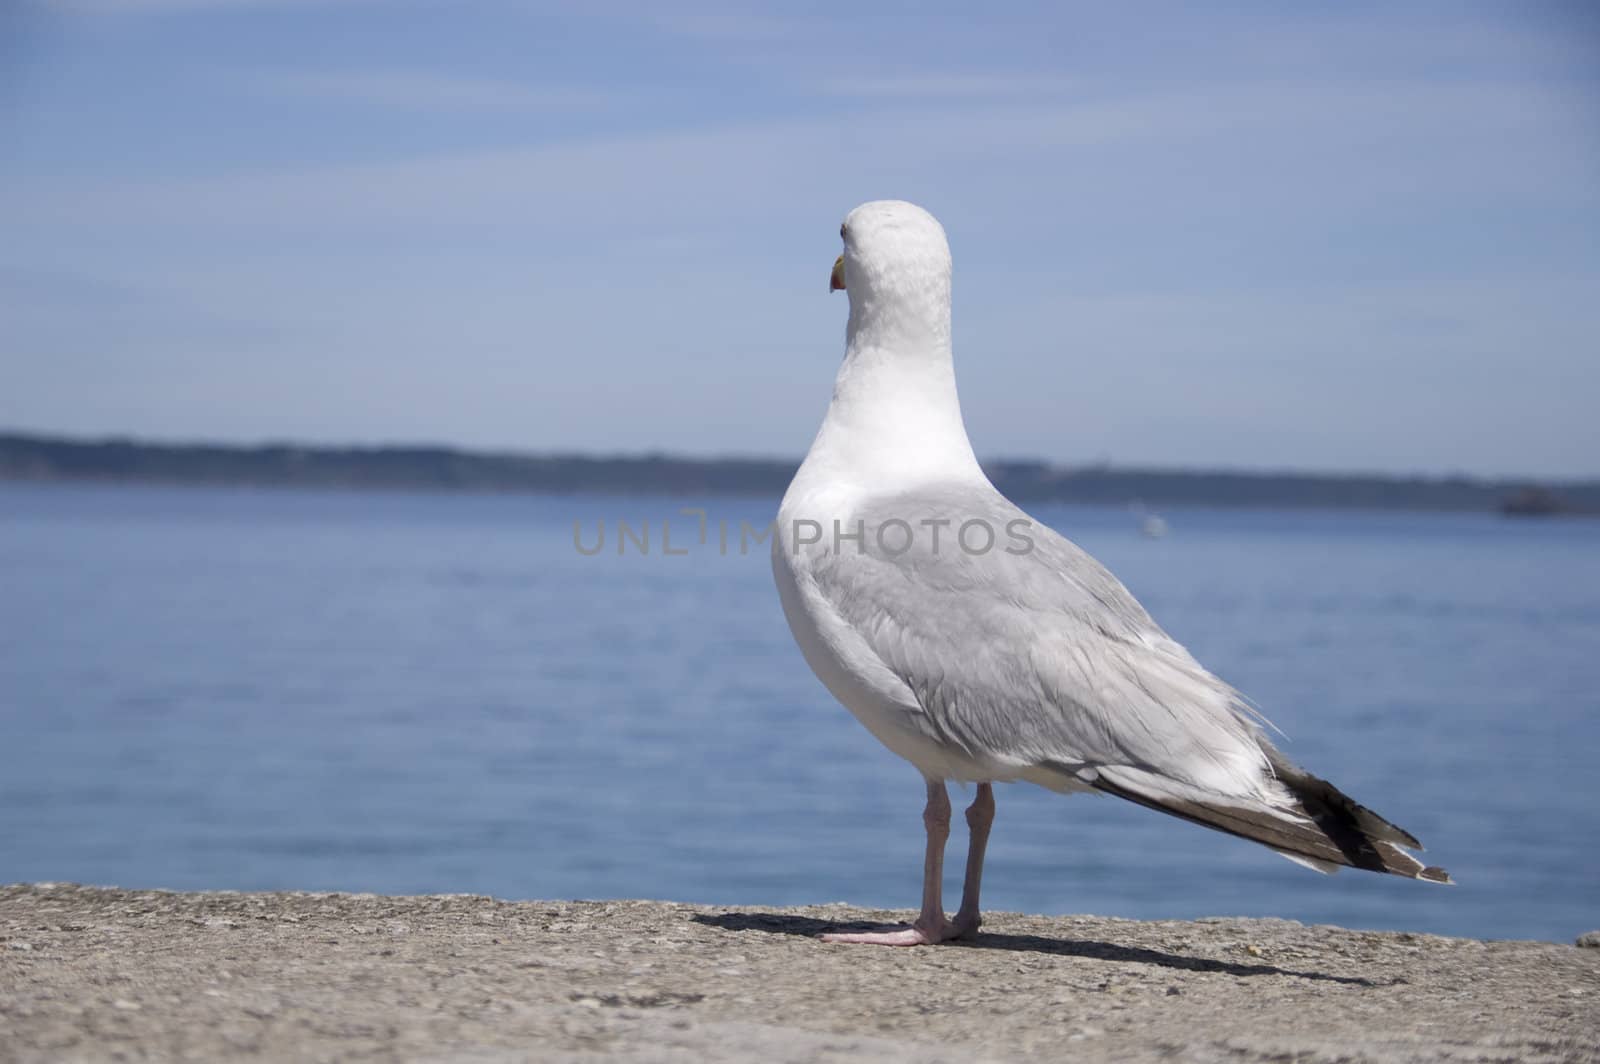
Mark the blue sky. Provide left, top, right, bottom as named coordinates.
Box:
left=2, top=2, right=1597, bottom=477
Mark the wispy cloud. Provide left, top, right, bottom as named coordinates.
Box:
left=9, top=78, right=1592, bottom=236
left=256, top=70, right=618, bottom=113
left=42, top=0, right=369, bottom=13
left=644, top=11, right=799, bottom=42
left=820, top=73, right=1078, bottom=100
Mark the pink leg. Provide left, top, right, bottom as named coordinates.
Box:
left=952, top=783, right=994, bottom=937
left=821, top=780, right=963, bottom=946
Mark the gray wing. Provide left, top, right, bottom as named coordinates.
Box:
left=804, top=482, right=1448, bottom=881
left=808, top=483, right=1276, bottom=798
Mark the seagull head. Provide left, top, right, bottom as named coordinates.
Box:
left=831, top=200, right=952, bottom=352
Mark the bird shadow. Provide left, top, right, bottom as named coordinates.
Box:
left=691, top=912, right=1386, bottom=987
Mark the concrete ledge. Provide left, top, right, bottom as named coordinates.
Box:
left=1, top=883, right=1595, bottom=1062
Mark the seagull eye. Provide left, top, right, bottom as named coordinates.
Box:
left=840, top=224, right=848, bottom=240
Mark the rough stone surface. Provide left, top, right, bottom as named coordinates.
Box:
left=1580, top=931, right=1600, bottom=950
left=1, top=883, right=1596, bottom=1063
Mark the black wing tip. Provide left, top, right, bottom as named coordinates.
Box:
left=1418, top=865, right=1453, bottom=885
left=1090, top=765, right=1451, bottom=885
left=1270, top=756, right=1443, bottom=877
left=1392, top=825, right=1424, bottom=851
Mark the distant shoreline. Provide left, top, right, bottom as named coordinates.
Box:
left=2, top=430, right=1595, bottom=515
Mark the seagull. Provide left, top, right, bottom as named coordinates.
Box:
left=772, top=200, right=1448, bottom=947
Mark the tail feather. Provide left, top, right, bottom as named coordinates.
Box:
left=1090, top=761, right=1451, bottom=884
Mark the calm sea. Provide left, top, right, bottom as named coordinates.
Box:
left=1, top=483, right=1596, bottom=943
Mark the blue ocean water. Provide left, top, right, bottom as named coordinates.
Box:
left=1, top=483, right=1596, bottom=943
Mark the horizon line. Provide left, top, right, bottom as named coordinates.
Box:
left=1, top=427, right=1593, bottom=487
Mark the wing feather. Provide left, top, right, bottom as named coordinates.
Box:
left=791, top=482, right=1448, bottom=882
left=805, top=485, right=1279, bottom=801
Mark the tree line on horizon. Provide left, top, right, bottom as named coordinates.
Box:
left=0, top=431, right=1592, bottom=514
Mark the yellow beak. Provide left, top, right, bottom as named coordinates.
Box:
left=829, top=254, right=846, bottom=293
